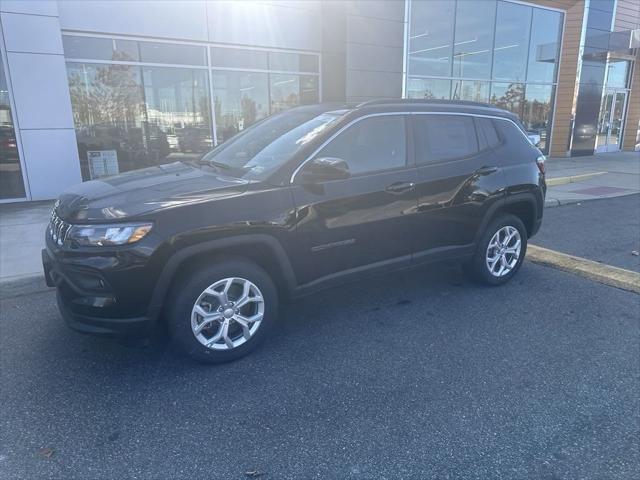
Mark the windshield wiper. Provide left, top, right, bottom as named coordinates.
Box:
left=198, top=158, right=231, bottom=170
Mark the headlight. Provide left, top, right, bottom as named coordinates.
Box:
left=66, top=223, right=153, bottom=247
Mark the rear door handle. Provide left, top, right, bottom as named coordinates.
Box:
left=476, top=166, right=499, bottom=175
left=385, top=181, right=415, bottom=194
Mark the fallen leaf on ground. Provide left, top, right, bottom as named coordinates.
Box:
left=39, top=448, right=54, bottom=458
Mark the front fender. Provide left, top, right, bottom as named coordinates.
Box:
left=146, top=234, right=297, bottom=321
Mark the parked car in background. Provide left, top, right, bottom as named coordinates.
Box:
left=177, top=126, right=214, bottom=153
left=43, top=100, right=546, bottom=363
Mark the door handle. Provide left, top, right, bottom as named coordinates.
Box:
left=476, top=166, right=499, bottom=175
left=385, top=181, right=415, bottom=194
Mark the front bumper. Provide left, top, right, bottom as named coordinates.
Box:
left=55, top=291, right=151, bottom=336
left=42, top=247, right=156, bottom=337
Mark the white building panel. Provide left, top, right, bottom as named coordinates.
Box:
left=206, top=1, right=321, bottom=50
left=20, top=129, right=81, bottom=201
left=58, top=0, right=209, bottom=42
left=0, top=0, right=59, bottom=16
left=6, top=52, right=74, bottom=130
left=1, top=12, right=64, bottom=55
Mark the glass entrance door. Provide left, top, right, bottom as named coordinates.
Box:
left=596, top=89, right=627, bottom=153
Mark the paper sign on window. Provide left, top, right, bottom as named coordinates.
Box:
left=88, top=150, right=119, bottom=179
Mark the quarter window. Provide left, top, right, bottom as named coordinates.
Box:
left=413, top=115, right=479, bottom=164
left=315, top=116, right=407, bottom=175
left=476, top=117, right=501, bottom=150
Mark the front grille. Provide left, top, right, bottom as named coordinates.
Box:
left=49, top=210, right=71, bottom=247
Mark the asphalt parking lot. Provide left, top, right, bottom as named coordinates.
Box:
left=534, top=194, right=640, bottom=272
left=2, top=195, right=640, bottom=480
left=1, top=258, right=639, bottom=479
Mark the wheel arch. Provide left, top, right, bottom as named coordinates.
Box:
left=147, top=234, right=297, bottom=321
left=476, top=193, right=540, bottom=245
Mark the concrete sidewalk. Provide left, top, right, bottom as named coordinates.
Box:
left=545, top=150, right=640, bottom=207
left=0, top=200, right=53, bottom=283
left=0, top=151, right=638, bottom=283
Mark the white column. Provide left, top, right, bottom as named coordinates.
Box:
left=0, top=0, right=82, bottom=201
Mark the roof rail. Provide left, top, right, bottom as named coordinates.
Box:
left=356, top=98, right=496, bottom=109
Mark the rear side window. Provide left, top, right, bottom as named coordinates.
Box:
left=476, top=117, right=501, bottom=150
left=316, top=115, right=407, bottom=175
left=492, top=118, right=538, bottom=165
left=413, top=115, right=479, bottom=164
left=493, top=119, right=532, bottom=147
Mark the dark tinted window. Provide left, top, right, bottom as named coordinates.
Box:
left=63, top=35, right=113, bottom=60
left=316, top=116, right=407, bottom=175
left=63, top=36, right=140, bottom=62
left=268, top=52, right=319, bottom=73
left=476, top=117, right=501, bottom=150
left=493, top=119, right=535, bottom=165
left=413, top=115, right=478, bottom=164
left=138, top=42, right=206, bottom=66
left=211, top=47, right=268, bottom=70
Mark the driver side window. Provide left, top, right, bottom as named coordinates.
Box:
left=315, top=115, right=407, bottom=175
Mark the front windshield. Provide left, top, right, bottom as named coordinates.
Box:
left=199, top=111, right=343, bottom=180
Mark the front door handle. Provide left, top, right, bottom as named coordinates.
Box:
left=476, top=166, right=499, bottom=175
left=385, top=181, right=415, bottom=194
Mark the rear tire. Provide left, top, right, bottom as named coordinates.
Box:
left=168, top=258, right=278, bottom=364
left=467, top=214, right=527, bottom=286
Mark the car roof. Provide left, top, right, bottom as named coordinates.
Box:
left=290, top=99, right=519, bottom=123
left=354, top=98, right=517, bottom=119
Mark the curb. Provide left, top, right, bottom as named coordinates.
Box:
left=545, top=171, right=607, bottom=186
left=527, top=245, right=640, bottom=294
left=544, top=190, right=639, bottom=208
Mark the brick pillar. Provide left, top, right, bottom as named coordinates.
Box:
left=622, top=54, right=640, bottom=151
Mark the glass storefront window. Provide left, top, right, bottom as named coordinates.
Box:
left=270, top=74, right=300, bottom=113
left=62, top=36, right=148, bottom=63
left=406, top=0, right=563, bottom=153
left=452, top=80, right=490, bottom=102
left=64, top=35, right=320, bottom=176
left=605, top=61, right=630, bottom=89
left=212, top=71, right=269, bottom=143
left=138, top=42, right=206, bottom=66
left=407, top=77, right=451, bottom=99
left=300, top=75, right=319, bottom=104
left=63, top=36, right=115, bottom=61
left=210, top=47, right=268, bottom=70
left=268, top=52, right=319, bottom=73
left=527, top=9, right=562, bottom=83
left=452, top=0, right=496, bottom=79
left=142, top=67, right=212, bottom=160
left=408, top=0, right=455, bottom=77
left=0, top=59, right=26, bottom=199
left=67, top=62, right=145, bottom=179
left=522, top=84, right=554, bottom=150
left=492, top=1, right=532, bottom=82
left=68, top=63, right=213, bottom=179
left=490, top=82, right=525, bottom=118
left=269, top=74, right=318, bottom=113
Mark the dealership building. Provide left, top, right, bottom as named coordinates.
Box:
left=0, top=0, right=638, bottom=202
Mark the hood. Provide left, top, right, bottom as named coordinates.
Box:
left=57, top=162, right=251, bottom=222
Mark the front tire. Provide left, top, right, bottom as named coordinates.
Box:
left=168, top=258, right=278, bottom=363
left=467, top=214, right=527, bottom=285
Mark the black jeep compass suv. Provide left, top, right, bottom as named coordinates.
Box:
left=42, top=100, right=546, bottom=363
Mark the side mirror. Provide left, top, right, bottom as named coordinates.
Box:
left=527, top=133, right=541, bottom=147
left=298, top=157, right=350, bottom=183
